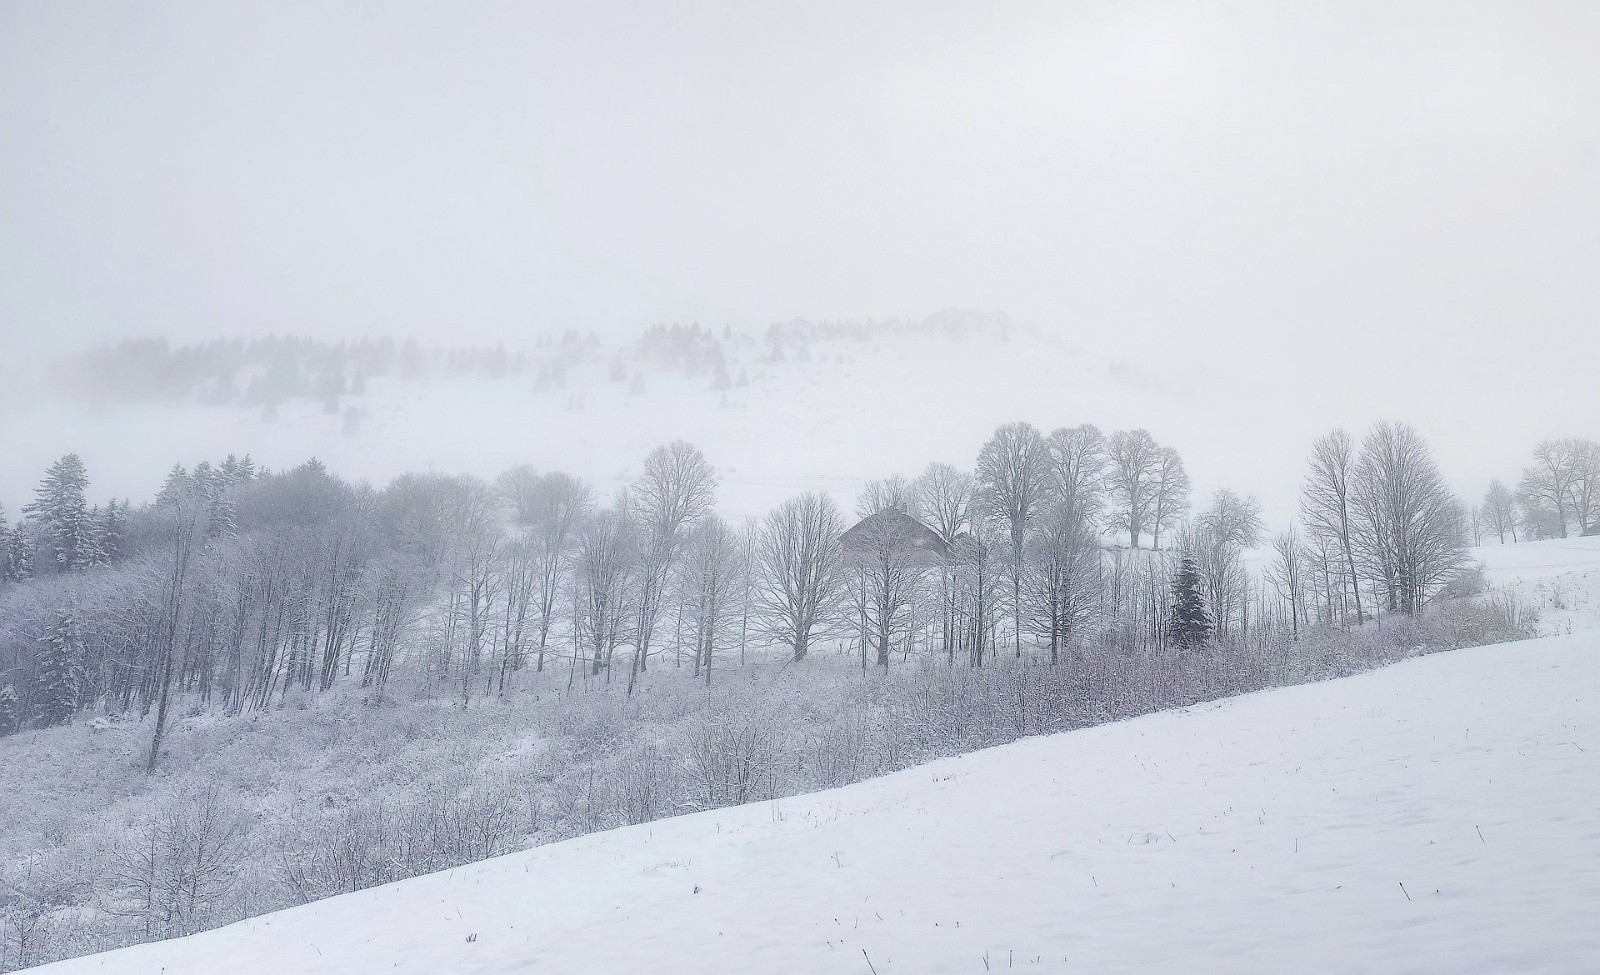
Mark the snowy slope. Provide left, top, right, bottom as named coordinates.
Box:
left=35, top=627, right=1600, bottom=970
left=1474, top=536, right=1600, bottom=637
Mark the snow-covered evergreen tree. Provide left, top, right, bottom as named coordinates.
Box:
left=155, top=464, right=191, bottom=507
left=82, top=504, right=109, bottom=567
left=192, top=461, right=236, bottom=538
left=6, top=521, right=33, bottom=581
left=23, top=453, right=95, bottom=571
left=100, top=499, right=125, bottom=562
left=0, top=683, right=19, bottom=735
left=1168, top=553, right=1213, bottom=650
left=0, top=504, right=10, bottom=587
left=34, top=608, right=84, bottom=727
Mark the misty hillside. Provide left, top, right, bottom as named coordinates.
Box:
left=3, top=316, right=1171, bottom=517
left=0, top=314, right=1425, bottom=523
left=28, top=538, right=1600, bottom=975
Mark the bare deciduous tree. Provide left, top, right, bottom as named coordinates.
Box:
left=1300, top=429, right=1365, bottom=625
left=753, top=493, right=847, bottom=662
left=1197, top=489, right=1265, bottom=550
left=1044, top=424, right=1106, bottom=527
left=976, top=422, right=1051, bottom=657
left=1024, top=500, right=1101, bottom=665
left=856, top=474, right=920, bottom=519
left=843, top=506, right=940, bottom=670
left=1149, top=446, right=1191, bottom=550
left=915, top=463, right=974, bottom=662
left=1350, top=422, right=1469, bottom=614
left=574, top=505, right=635, bottom=679
left=629, top=442, right=717, bottom=680
left=521, top=472, right=591, bottom=673
left=1106, top=428, right=1162, bottom=549
left=1480, top=479, right=1517, bottom=543
left=1266, top=526, right=1309, bottom=640
left=679, top=516, right=741, bottom=684
left=1569, top=439, right=1600, bottom=535
left=1519, top=440, right=1575, bottom=537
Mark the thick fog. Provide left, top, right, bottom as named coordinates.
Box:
left=6, top=4, right=1596, bottom=353
left=2, top=2, right=1597, bottom=510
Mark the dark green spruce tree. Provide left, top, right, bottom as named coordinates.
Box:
left=1168, top=553, right=1214, bottom=650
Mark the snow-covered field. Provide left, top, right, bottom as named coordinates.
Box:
left=1478, top=536, right=1600, bottom=637
left=34, top=539, right=1600, bottom=974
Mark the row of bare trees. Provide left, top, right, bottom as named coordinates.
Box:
left=1470, top=437, right=1600, bottom=544
left=0, top=418, right=1484, bottom=752
left=1265, top=422, right=1472, bottom=638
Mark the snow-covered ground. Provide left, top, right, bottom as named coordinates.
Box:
left=35, top=540, right=1600, bottom=974
left=1475, top=535, right=1600, bottom=637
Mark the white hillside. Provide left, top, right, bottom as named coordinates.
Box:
left=0, top=323, right=1375, bottom=521
left=35, top=542, right=1600, bottom=974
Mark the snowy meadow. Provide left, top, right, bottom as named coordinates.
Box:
left=1, top=333, right=1589, bottom=968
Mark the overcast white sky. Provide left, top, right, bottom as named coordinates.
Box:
left=3, top=2, right=1597, bottom=407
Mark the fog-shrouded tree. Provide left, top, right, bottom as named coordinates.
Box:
left=752, top=493, right=847, bottom=662
left=1186, top=490, right=1260, bottom=640
left=950, top=498, right=1005, bottom=667
left=914, top=463, right=973, bottom=542
left=1519, top=439, right=1579, bottom=538
left=1266, top=526, right=1310, bottom=640
left=1024, top=500, right=1101, bottom=665
left=677, top=516, right=741, bottom=686
left=145, top=470, right=211, bottom=771
left=915, top=463, right=974, bottom=662
left=496, top=468, right=591, bottom=679
left=495, top=464, right=542, bottom=522
left=1149, top=446, right=1191, bottom=550
left=444, top=476, right=503, bottom=702
left=526, top=472, right=592, bottom=673
left=844, top=495, right=942, bottom=671
left=856, top=474, right=920, bottom=519
left=23, top=454, right=96, bottom=572
left=1569, top=438, right=1600, bottom=535
left=1300, top=428, right=1365, bottom=626
left=1481, top=479, right=1518, bottom=544
left=574, top=504, right=636, bottom=679
left=629, top=442, right=717, bottom=679
left=1044, top=424, right=1106, bottom=527
left=1350, top=422, right=1469, bottom=615
left=1106, top=429, right=1162, bottom=549
left=1197, top=489, right=1265, bottom=551
left=492, top=532, right=537, bottom=694
left=976, top=422, right=1052, bottom=658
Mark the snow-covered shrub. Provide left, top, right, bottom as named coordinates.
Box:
left=683, top=700, right=778, bottom=809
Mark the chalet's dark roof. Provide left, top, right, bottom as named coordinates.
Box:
left=840, top=509, right=950, bottom=566
left=948, top=532, right=988, bottom=562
